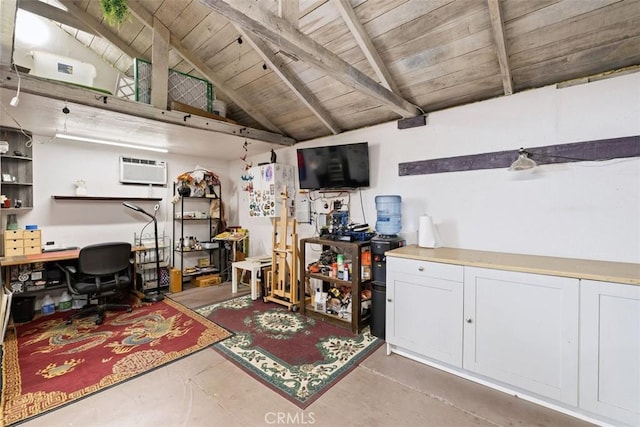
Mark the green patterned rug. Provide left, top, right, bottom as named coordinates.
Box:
left=197, top=295, right=382, bottom=408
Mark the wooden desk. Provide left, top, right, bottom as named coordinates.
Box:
left=1, top=249, right=82, bottom=267
left=1, top=246, right=145, bottom=292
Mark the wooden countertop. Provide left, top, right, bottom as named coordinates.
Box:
left=386, top=245, right=640, bottom=286
left=0, top=246, right=146, bottom=267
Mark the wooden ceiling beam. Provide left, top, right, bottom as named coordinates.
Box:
left=0, top=0, right=17, bottom=68
left=127, top=0, right=287, bottom=136
left=333, top=0, right=401, bottom=95
left=57, top=0, right=140, bottom=61
left=237, top=0, right=340, bottom=135
left=235, top=25, right=341, bottom=134
left=200, top=0, right=421, bottom=118
left=18, top=0, right=98, bottom=36
left=487, top=0, right=513, bottom=95
left=0, top=68, right=295, bottom=146
left=151, top=17, right=170, bottom=109
left=279, top=0, right=299, bottom=29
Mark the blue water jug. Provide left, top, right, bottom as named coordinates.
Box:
left=375, top=195, right=402, bottom=235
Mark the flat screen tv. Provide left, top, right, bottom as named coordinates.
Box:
left=297, top=142, right=370, bottom=190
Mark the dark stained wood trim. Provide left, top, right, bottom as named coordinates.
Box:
left=398, top=135, right=640, bottom=176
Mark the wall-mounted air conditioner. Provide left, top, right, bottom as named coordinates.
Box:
left=120, top=156, right=167, bottom=185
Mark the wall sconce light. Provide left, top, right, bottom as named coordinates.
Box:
left=509, top=148, right=537, bottom=171
left=509, top=147, right=595, bottom=171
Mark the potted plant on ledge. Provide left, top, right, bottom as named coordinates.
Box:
left=100, top=0, right=129, bottom=27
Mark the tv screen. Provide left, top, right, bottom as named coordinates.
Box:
left=297, top=142, right=370, bottom=190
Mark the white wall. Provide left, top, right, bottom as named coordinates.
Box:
left=18, top=138, right=232, bottom=252
left=235, top=72, right=640, bottom=264
left=4, top=72, right=638, bottom=266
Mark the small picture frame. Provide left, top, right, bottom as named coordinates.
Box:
left=2, top=173, right=12, bottom=182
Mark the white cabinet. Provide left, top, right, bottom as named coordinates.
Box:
left=384, top=247, right=639, bottom=426
left=463, top=267, right=579, bottom=405
left=579, top=280, right=640, bottom=426
left=386, top=257, right=464, bottom=367
left=248, top=163, right=296, bottom=217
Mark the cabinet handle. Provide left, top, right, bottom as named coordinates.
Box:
left=465, top=318, right=473, bottom=323
left=387, top=298, right=392, bottom=302
left=418, top=266, right=424, bottom=272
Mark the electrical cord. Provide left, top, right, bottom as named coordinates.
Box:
left=358, top=189, right=367, bottom=225
left=0, top=101, right=33, bottom=147
left=10, top=63, right=21, bottom=107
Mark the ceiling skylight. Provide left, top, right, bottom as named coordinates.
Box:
left=15, top=10, right=50, bottom=47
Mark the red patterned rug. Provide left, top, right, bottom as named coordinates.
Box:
left=1, top=297, right=231, bottom=426
left=197, top=295, right=382, bottom=408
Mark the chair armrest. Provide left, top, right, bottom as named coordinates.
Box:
left=58, top=264, right=77, bottom=274
left=57, top=263, right=77, bottom=294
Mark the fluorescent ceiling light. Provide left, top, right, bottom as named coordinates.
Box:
left=55, top=133, right=168, bottom=153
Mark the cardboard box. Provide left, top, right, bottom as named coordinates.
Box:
left=169, top=268, right=182, bottom=293
left=191, top=274, right=221, bottom=288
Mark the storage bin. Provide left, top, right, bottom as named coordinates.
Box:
left=170, top=268, right=182, bottom=293
left=191, top=274, right=221, bottom=287
left=12, top=295, right=36, bottom=323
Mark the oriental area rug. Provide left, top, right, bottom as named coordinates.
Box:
left=197, top=295, right=382, bottom=408
left=1, top=297, right=231, bottom=426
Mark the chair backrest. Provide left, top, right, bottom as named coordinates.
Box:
left=78, top=242, right=132, bottom=276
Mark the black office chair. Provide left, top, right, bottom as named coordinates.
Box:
left=59, top=242, right=133, bottom=325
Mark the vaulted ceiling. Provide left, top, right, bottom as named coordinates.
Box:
left=3, top=0, right=640, bottom=150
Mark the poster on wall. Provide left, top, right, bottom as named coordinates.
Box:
left=248, top=163, right=296, bottom=217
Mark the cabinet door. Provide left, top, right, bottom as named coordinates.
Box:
left=387, top=257, right=464, bottom=367
left=463, top=267, right=579, bottom=405
left=580, top=280, right=640, bottom=426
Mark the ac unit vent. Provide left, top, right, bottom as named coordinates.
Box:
left=120, top=156, right=167, bottom=185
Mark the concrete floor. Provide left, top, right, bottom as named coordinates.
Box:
left=20, top=283, right=594, bottom=427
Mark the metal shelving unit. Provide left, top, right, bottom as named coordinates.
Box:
left=134, top=231, right=171, bottom=293
left=172, top=182, right=223, bottom=284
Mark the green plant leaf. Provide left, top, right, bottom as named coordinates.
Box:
left=100, top=0, right=129, bottom=27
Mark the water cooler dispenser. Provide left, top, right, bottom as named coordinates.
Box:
left=370, top=195, right=405, bottom=340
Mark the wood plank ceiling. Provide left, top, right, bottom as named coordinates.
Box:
left=11, top=0, right=640, bottom=143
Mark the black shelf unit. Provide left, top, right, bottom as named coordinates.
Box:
left=172, top=182, right=223, bottom=284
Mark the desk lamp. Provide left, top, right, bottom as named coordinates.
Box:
left=123, top=202, right=164, bottom=302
